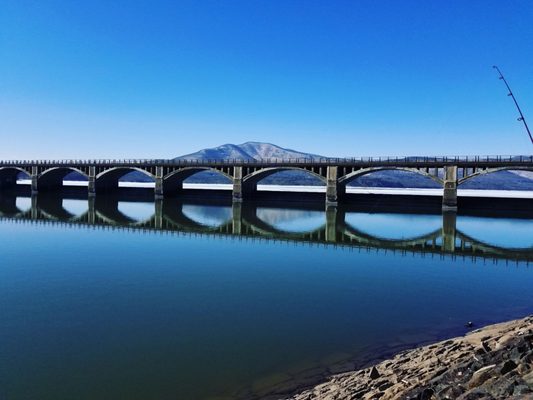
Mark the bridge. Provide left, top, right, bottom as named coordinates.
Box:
left=1, top=156, right=532, bottom=209
left=1, top=194, right=531, bottom=262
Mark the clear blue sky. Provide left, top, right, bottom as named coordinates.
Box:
left=1, top=0, right=532, bottom=158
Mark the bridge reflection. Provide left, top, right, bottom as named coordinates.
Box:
left=1, top=193, right=532, bottom=262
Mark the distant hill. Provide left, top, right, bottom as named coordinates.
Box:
left=88, top=141, right=532, bottom=190
left=176, top=142, right=323, bottom=161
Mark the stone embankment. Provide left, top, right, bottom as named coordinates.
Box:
left=286, top=316, right=533, bottom=400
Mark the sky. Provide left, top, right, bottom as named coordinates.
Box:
left=1, top=0, right=533, bottom=159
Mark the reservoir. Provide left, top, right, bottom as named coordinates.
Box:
left=0, top=191, right=532, bottom=399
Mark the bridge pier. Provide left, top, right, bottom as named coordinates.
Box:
left=154, top=199, right=163, bottom=229
left=155, top=177, right=164, bottom=199
left=232, top=201, right=242, bottom=235
left=326, top=166, right=340, bottom=206
left=155, top=167, right=164, bottom=200
left=31, top=194, right=38, bottom=219
left=232, top=166, right=256, bottom=202
left=325, top=205, right=342, bottom=242
left=442, top=166, right=458, bottom=211
left=442, top=211, right=457, bottom=252
left=87, top=196, right=96, bottom=224
left=232, top=166, right=243, bottom=202
left=31, top=167, right=39, bottom=195
left=88, top=167, right=96, bottom=197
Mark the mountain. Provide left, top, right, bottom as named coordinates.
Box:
left=177, top=143, right=252, bottom=161
left=176, top=142, right=323, bottom=161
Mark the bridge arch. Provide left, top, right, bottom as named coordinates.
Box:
left=338, top=167, right=443, bottom=187
left=0, top=166, right=31, bottom=176
left=163, top=167, right=233, bottom=196
left=241, top=168, right=326, bottom=197
left=0, top=167, right=31, bottom=188
left=458, top=166, right=533, bottom=185
left=95, top=167, right=155, bottom=192
left=38, top=167, right=89, bottom=191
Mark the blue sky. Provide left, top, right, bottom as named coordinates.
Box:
left=1, top=0, right=532, bottom=158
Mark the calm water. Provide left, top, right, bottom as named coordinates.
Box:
left=1, top=194, right=533, bottom=400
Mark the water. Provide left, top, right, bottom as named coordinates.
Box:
left=1, top=193, right=532, bottom=400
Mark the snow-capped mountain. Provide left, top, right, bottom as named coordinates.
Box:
left=176, top=142, right=323, bottom=161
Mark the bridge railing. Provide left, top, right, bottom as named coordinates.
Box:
left=0, top=155, right=532, bottom=167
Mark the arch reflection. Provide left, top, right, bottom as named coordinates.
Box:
left=62, top=199, right=89, bottom=218
left=181, top=205, right=232, bottom=228
left=344, top=213, right=442, bottom=241
left=457, top=217, right=533, bottom=250
left=255, top=208, right=325, bottom=233
left=117, top=202, right=156, bottom=224
left=0, top=193, right=531, bottom=262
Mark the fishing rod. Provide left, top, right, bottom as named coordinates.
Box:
left=493, top=65, right=533, bottom=145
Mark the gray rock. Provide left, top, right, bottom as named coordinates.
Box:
left=513, top=384, right=532, bottom=395
left=416, top=388, right=434, bottom=400
left=501, top=360, right=518, bottom=375
left=458, top=388, right=493, bottom=399
left=523, top=370, right=533, bottom=386
left=468, top=364, right=497, bottom=388
left=481, top=341, right=492, bottom=353
left=369, top=366, right=380, bottom=380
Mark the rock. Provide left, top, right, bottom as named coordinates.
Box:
left=468, top=364, right=497, bottom=388
left=485, top=377, right=516, bottom=398
left=523, top=370, right=533, bottom=386
left=458, top=388, right=493, bottom=399
left=501, top=360, right=518, bottom=375
left=416, top=388, right=434, bottom=400
left=369, top=366, right=380, bottom=380
left=517, top=362, right=531, bottom=375
left=513, top=384, right=532, bottom=395
left=378, top=380, right=393, bottom=391
left=481, top=341, right=492, bottom=353
left=523, top=350, right=533, bottom=364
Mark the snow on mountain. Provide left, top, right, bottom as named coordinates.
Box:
left=238, top=142, right=322, bottom=160
left=177, top=143, right=253, bottom=161
left=176, top=142, right=322, bottom=161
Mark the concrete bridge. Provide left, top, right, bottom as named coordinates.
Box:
left=1, top=156, right=532, bottom=209
left=1, top=194, right=531, bottom=262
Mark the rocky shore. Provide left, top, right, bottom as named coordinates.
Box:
left=285, top=315, right=533, bottom=400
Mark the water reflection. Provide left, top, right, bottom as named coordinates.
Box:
left=1, top=193, right=533, bottom=400
left=457, top=217, right=533, bottom=249
left=182, top=204, right=232, bottom=227
left=256, top=208, right=325, bottom=233
left=15, top=197, right=32, bottom=212
left=344, top=213, right=442, bottom=240
left=0, top=193, right=532, bottom=262
left=117, top=202, right=155, bottom=223
left=62, top=199, right=88, bottom=217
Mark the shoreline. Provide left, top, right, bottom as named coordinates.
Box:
left=280, top=315, right=533, bottom=400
